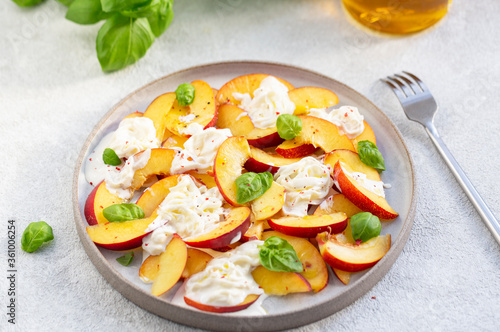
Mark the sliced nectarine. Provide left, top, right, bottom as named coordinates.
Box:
left=251, top=266, right=312, bottom=295
left=181, top=248, right=213, bottom=279
left=241, top=220, right=267, bottom=242
left=333, top=268, right=351, bottom=285
left=151, top=234, right=188, bottom=296
left=130, top=148, right=176, bottom=190
left=268, top=213, right=348, bottom=238
left=185, top=171, right=217, bottom=189
left=288, top=87, right=339, bottom=115
left=84, top=181, right=125, bottom=226
left=161, top=134, right=188, bottom=149
left=351, top=120, right=376, bottom=151
left=250, top=181, right=285, bottom=221
left=324, top=149, right=380, bottom=181
left=135, top=174, right=183, bottom=217
left=184, top=294, right=260, bottom=313
left=244, top=146, right=302, bottom=174
left=123, top=111, right=143, bottom=120
left=314, top=193, right=363, bottom=218
left=139, top=255, right=160, bottom=283
left=143, top=92, right=176, bottom=141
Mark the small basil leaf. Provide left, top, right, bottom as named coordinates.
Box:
left=102, top=148, right=122, bottom=166
left=96, top=15, right=155, bottom=72
left=100, top=0, right=152, bottom=13
left=350, top=212, right=381, bottom=243
left=66, top=0, right=110, bottom=25
left=175, top=83, right=195, bottom=107
left=103, top=203, right=145, bottom=222
left=357, top=140, right=385, bottom=171
left=56, top=0, right=74, bottom=6
left=21, top=221, right=54, bottom=253
left=276, top=114, right=302, bottom=140
left=259, top=237, right=303, bottom=273
left=11, top=0, right=45, bottom=7
left=146, top=0, right=173, bottom=37
left=235, top=172, right=273, bottom=204
left=116, top=252, right=134, bottom=266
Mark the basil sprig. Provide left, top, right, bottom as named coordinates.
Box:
left=103, top=203, right=145, bottom=222
left=116, top=252, right=135, bottom=266
left=235, top=172, right=273, bottom=204
left=175, top=83, right=196, bottom=106
left=21, top=221, right=54, bottom=253
left=350, top=212, right=381, bottom=243
left=357, top=140, right=385, bottom=171
left=66, top=0, right=111, bottom=25
left=11, top=0, right=45, bottom=6
left=259, top=237, right=303, bottom=273
left=276, top=114, right=302, bottom=140
left=102, top=148, right=122, bottom=166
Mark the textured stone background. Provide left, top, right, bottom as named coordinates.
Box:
left=1, top=0, right=499, bottom=331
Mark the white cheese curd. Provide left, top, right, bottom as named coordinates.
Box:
left=170, top=127, right=232, bottom=174
left=179, top=122, right=204, bottom=136
left=233, top=76, right=295, bottom=129
left=185, top=240, right=265, bottom=307
left=340, top=164, right=386, bottom=198
left=274, top=157, right=334, bottom=217
left=84, top=117, right=160, bottom=186
left=178, top=113, right=196, bottom=123
left=104, top=149, right=152, bottom=200
left=142, top=175, right=225, bottom=256
left=308, top=105, right=364, bottom=139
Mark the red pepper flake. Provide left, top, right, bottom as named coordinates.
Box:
left=125, top=141, right=129, bottom=144
left=116, top=167, right=120, bottom=171
left=100, top=206, right=104, bottom=209
left=145, top=243, right=148, bottom=246
left=205, top=198, right=209, bottom=200
left=276, top=112, right=280, bottom=115
left=371, top=296, right=376, bottom=299
left=355, top=239, right=362, bottom=245
left=89, top=158, right=92, bottom=161
left=90, top=182, right=93, bottom=186
left=344, top=113, right=348, bottom=117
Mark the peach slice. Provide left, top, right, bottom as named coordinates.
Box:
left=250, top=181, right=285, bottom=221
left=151, top=234, right=188, bottom=296
left=86, top=213, right=157, bottom=250
left=84, top=181, right=125, bottom=226
left=215, top=103, right=283, bottom=149
left=241, top=220, right=267, bottom=242
left=324, top=149, right=380, bottom=181
left=314, top=193, right=363, bottom=218
left=216, top=73, right=294, bottom=106
left=165, top=80, right=217, bottom=136
left=288, top=87, right=339, bottom=115
left=161, top=134, right=188, bottom=149
left=130, top=148, right=176, bottom=190
left=181, top=249, right=213, bottom=279
left=184, top=207, right=251, bottom=248
left=351, top=120, right=377, bottom=151
left=185, top=171, right=217, bottom=189
left=123, top=111, right=143, bottom=120
left=275, top=116, right=355, bottom=158
left=333, top=161, right=398, bottom=220
left=184, top=294, right=260, bottom=313
left=143, top=92, right=177, bottom=141
left=262, top=231, right=328, bottom=292
left=213, top=136, right=251, bottom=206
left=139, top=255, right=160, bottom=283
left=136, top=174, right=184, bottom=217
left=268, top=213, right=348, bottom=238
left=317, top=232, right=391, bottom=272
left=244, top=146, right=302, bottom=174
left=251, top=266, right=312, bottom=295
left=333, top=268, right=351, bottom=285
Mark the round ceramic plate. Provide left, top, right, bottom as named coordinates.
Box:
left=73, top=61, right=416, bottom=331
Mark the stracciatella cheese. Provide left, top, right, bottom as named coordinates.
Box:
left=273, top=157, right=333, bottom=217
left=233, top=76, right=295, bottom=129
left=185, top=240, right=264, bottom=307
left=308, top=106, right=364, bottom=139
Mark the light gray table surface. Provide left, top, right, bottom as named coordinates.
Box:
left=1, top=1, right=499, bottom=331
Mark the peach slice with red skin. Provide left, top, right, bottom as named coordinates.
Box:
left=333, top=161, right=398, bottom=219
left=184, top=294, right=260, bottom=313
left=213, top=136, right=251, bottom=206
left=316, top=232, right=391, bottom=272
left=139, top=255, right=160, bottom=283
left=251, top=266, right=312, bottom=295
left=181, top=249, right=213, bottom=279
left=216, top=73, right=294, bottom=106
left=262, top=231, right=328, bottom=292
left=244, top=146, right=302, bottom=174
left=268, top=213, right=348, bottom=238
left=84, top=181, right=124, bottom=226
left=241, top=220, right=267, bottom=242
left=130, top=148, right=176, bottom=190
left=136, top=174, right=184, bottom=217
left=275, top=116, right=355, bottom=158
left=288, top=87, right=339, bottom=115
left=151, top=234, right=188, bottom=296
left=183, top=207, right=251, bottom=248
left=314, top=193, right=364, bottom=218
left=324, top=149, right=380, bottom=181
left=250, top=181, right=285, bottom=221
left=143, top=92, right=177, bottom=141
left=165, top=80, right=217, bottom=136
left=86, top=212, right=157, bottom=251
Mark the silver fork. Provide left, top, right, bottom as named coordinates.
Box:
left=383, top=72, right=500, bottom=246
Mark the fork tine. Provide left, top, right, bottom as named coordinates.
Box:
left=382, top=78, right=407, bottom=101
left=402, top=71, right=429, bottom=92
left=395, top=74, right=422, bottom=94
left=387, top=76, right=414, bottom=97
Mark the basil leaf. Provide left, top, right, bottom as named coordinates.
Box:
left=66, top=0, right=110, bottom=25
left=56, top=0, right=74, bottom=6
left=103, top=203, right=145, bottom=222
left=96, top=15, right=155, bottom=72
left=11, top=0, right=45, bottom=7
left=276, top=114, right=302, bottom=140
left=102, top=148, right=121, bottom=166
left=350, top=212, right=381, bottom=243
left=100, top=0, right=152, bottom=13
left=175, top=83, right=195, bottom=107
left=235, top=172, right=273, bottom=204
left=146, top=0, right=173, bottom=37
left=357, top=140, right=385, bottom=171
left=21, top=221, right=54, bottom=253
left=259, top=237, right=303, bottom=273
left=116, top=252, right=134, bottom=266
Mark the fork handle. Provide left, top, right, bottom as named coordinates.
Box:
left=425, top=123, right=500, bottom=245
